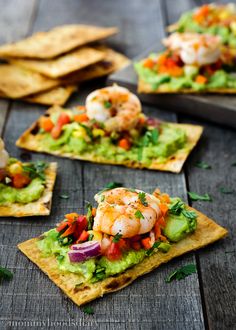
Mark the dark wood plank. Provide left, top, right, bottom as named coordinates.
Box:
left=165, top=1, right=236, bottom=329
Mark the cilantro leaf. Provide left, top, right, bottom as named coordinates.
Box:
left=145, top=241, right=161, bottom=257
left=0, top=266, right=13, bottom=281
left=194, top=161, right=211, bottom=169
left=169, top=199, right=197, bottom=221
left=104, top=101, right=112, bottom=109
left=57, top=255, right=64, bottom=262
left=83, top=306, right=94, bottom=315
left=135, top=210, right=144, bottom=219
left=23, top=161, right=48, bottom=181
left=188, top=192, right=212, bottom=202
left=231, top=162, right=236, bottom=167
left=98, top=182, right=123, bottom=194
left=137, top=128, right=159, bottom=161
left=112, top=233, right=122, bottom=243
left=59, top=194, right=69, bottom=199
left=219, top=187, right=234, bottom=194
left=150, top=128, right=159, bottom=145
left=138, top=192, right=148, bottom=206
left=88, top=234, right=94, bottom=241
left=78, top=123, right=93, bottom=140
left=86, top=202, right=94, bottom=230
left=165, top=264, right=197, bottom=283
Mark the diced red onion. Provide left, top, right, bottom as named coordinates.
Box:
left=68, top=241, right=101, bottom=263
left=147, top=117, right=161, bottom=127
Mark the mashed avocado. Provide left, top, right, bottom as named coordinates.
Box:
left=164, top=213, right=197, bottom=242
left=0, top=178, right=45, bottom=204
left=135, top=59, right=236, bottom=91
left=97, top=249, right=146, bottom=277
left=40, top=122, right=187, bottom=165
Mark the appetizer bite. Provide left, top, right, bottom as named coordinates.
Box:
left=168, top=3, right=236, bottom=48
left=18, top=186, right=227, bottom=306
left=0, top=139, right=57, bottom=217
left=16, top=85, right=203, bottom=173
left=135, top=32, right=236, bottom=93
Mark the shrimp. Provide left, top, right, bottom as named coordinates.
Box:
left=163, top=33, right=221, bottom=66
left=93, top=187, right=161, bottom=238
left=85, top=85, right=142, bottom=132
left=0, top=139, right=9, bottom=168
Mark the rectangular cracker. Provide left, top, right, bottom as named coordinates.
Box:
left=18, top=207, right=227, bottom=306
left=0, top=64, right=60, bottom=98
left=16, top=106, right=203, bottom=173
left=0, top=162, right=57, bottom=217
left=60, top=46, right=130, bottom=84
left=0, top=25, right=118, bottom=59
left=23, top=85, right=77, bottom=106
left=9, top=47, right=106, bottom=78
left=138, top=78, right=236, bottom=94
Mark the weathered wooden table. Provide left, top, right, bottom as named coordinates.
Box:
left=0, top=1, right=235, bottom=329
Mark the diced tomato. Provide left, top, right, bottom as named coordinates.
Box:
left=39, top=117, right=54, bottom=132
left=131, top=241, right=141, bottom=251
left=76, top=230, right=89, bottom=243
left=195, top=75, right=207, bottom=84
left=143, top=58, right=155, bottom=69
left=51, top=112, right=70, bottom=139
left=118, top=138, right=131, bottom=150
left=51, top=125, right=62, bottom=139
left=117, top=238, right=130, bottom=251
left=57, top=112, right=70, bottom=126
left=106, top=242, right=122, bottom=261
left=141, top=237, right=152, bottom=250
left=12, top=173, right=31, bottom=189
left=129, top=235, right=141, bottom=242
left=74, top=113, right=89, bottom=123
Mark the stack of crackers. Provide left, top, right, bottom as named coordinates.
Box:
left=0, top=24, right=130, bottom=106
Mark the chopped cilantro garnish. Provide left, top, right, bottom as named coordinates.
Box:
left=57, top=255, right=64, bottom=262
left=194, top=161, right=211, bottom=169
left=104, top=100, right=112, bottom=109
left=98, top=182, right=123, bottom=194
left=137, top=128, right=159, bottom=160
left=23, top=161, right=48, bottom=181
left=78, top=122, right=93, bottom=140
left=169, top=200, right=197, bottom=220
left=219, top=187, right=234, bottom=194
left=112, top=233, right=122, bottom=243
left=88, top=233, right=94, bottom=241
left=86, top=202, right=94, bottom=230
left=0, top=266, right=13, bottom=281
left=145, top=241, right=161, bottom=257
left=83, top=306, right=94, bottom=315
left=59, top=194, right=69, bottom=199
left=138, top=192, right=148, bottom=206
left=91, top=265, right=106, bottom=282
left=135, top=210, right=144, bottom=219
left=165, top=264, right=197, bottom=283
left=188, top=192, right=212, bottom=202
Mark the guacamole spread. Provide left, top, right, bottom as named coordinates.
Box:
left=0, top=178, right=45, bottom=204
left=39, top=121, right=187, bottom=165
left=37, top=206, right=197, bottom=284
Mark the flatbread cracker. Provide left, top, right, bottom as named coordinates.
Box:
left=0, top=25, right=118, bottom=59
left=0, top=162, right=57, bottom=217
left=10, top=47, right=105, bottom=78
left=0, top=65, right=60, bottom=98
left=24, top=85, right=77, bottom=106
left=18, top=207, right=227, bottom=306
left=138, top=78, right=236, bottom=94
left=60, top=46, right=130, bottom=84
left=16, top=106, right=203, bottom=173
